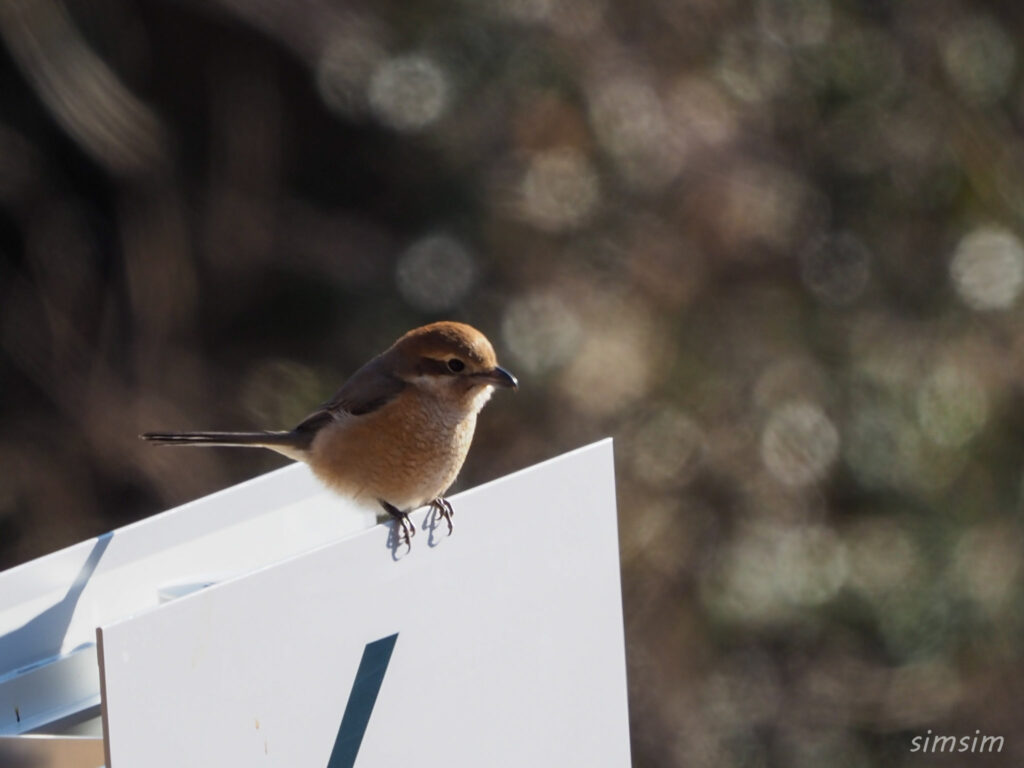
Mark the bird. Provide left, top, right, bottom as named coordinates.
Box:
left=141, top=321, right=518, bottom=549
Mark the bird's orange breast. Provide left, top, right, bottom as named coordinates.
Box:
left=307, top=388, right=478, bottom=511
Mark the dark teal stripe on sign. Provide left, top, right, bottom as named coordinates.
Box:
left=327, top=633, right=399, bottom=768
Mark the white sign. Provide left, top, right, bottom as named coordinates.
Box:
left=0, top=462, right=374, bottom=739
left=98, top=439, right=628, bottom=767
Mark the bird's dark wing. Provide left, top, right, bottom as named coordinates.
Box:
left=291, top=354, right=406, bottom=443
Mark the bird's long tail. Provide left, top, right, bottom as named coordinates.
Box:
left=140, top=430, right=302, bottom=451
left=140, top=430, right=311, bottom=460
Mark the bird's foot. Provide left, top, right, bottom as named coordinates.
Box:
left=396, top=513, right=415, bottom=550
left=429, top=497, right=454, bottom=536
left=380, top=500, right=415, bottom=551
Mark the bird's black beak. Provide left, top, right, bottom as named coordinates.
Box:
left=481, top=365, right=518, bottom=390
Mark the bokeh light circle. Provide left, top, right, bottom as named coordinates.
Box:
left=950, top=226, right=1024, bottom=310
left=368, top=54, right=450, bottom=131
left=761, top=401, right=839, bottom=486
left=395, top=233, right=476, bottom=312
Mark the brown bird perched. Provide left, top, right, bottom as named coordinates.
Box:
left=141, top=321, right=518, bottom=549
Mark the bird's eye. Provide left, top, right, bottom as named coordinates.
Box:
left=447, top=358, right=465, bottom=373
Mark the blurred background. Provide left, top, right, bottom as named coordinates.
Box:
left=2, top=0, right=1024, bottom=764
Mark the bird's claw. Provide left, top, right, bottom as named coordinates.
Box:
left=396, top=512, right=416, bottom=550
left=380, top=500, right=415, bottom=552
left=429, top=497, right=455, bottom=536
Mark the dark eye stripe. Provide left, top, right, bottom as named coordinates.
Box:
left=417, top=357, right=456, bottom=376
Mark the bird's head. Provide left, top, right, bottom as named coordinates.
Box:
left=388, top=321, right=518, bottom=405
